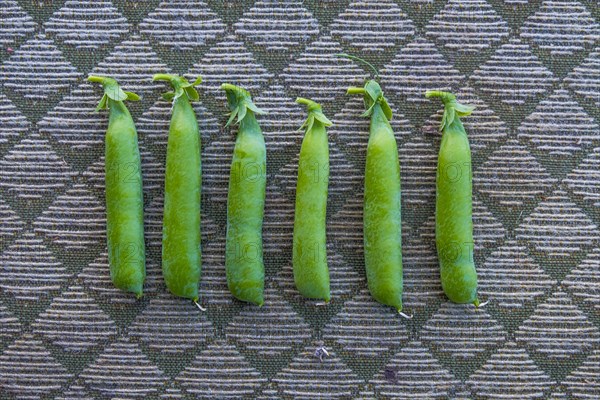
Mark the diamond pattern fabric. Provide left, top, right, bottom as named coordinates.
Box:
left=0, top=0, right=599, bottom=398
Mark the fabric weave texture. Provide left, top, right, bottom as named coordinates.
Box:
left=0, top=0, right=599, bottom=398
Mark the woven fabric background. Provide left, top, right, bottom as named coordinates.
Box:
left=0, top=0, right=599, bottom=398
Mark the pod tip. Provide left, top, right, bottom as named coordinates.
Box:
left=474, top=299, right=489, bottom=308
left=194, top=300, right=206, bottom=312
left=399, top=310, right=413, bottom=319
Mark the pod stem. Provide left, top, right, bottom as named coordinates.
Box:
left=221, top=83, right=266, bottom=127
left=152, top=73, right=175, bottom=82
left=425, top=90, right=455, bottom=102
left=87, top=75, right=106, bottom=84
left=295, top=97, right=315, bottom=107
left=296, top=97, right=332, bottom=133
left=346, top=87, right=366, bottom=95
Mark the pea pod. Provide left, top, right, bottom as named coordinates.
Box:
left=347, top=79, right=406, bottom=314
left=293, top=98, right=332, bottom=302
left=426, top=90, right=481, bottom=306
left=222, top=83, right=266, bottom=306
left=89, top=75, right=145, bottom=297
left=154, top=74, right=203, bottom=304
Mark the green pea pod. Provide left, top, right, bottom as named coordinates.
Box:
left=347, top=80, right=404, bottom=313
left=222, top=83, right=267, bottom=306
left=293, top=98, right=332, bottom=302
left=89, top=75, right=145, bottom=297
left=426, top=90, right=481, bottom=306
left=154, top=74, right=202, bottom=303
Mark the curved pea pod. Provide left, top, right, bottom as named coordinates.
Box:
left=347, top=80, right=404, bottom=313
left=154, top=74, right=203, bottom=303
left=88, top=75, right=146, bottom=297
left=426, top=90, right=481, bottom=306
left=293, top=98, right=332, bottom=302
left=222, top=83, right=267, bottom=306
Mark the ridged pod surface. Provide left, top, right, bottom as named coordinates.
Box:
left=348, top=80, right=404, bottom=313
left=293, top=98, right=332, bottom=302
left=222, top=84, right=267, bottom=306
left=89, top=75, right=146, bottom=297
left=427, top=90, right=480, bottom=306
left=155, top=74, right=202, bottom=301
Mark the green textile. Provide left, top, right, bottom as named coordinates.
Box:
left=0, top=0, right=599, bottom=398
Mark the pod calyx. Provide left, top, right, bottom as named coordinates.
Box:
left=153, top=74, right=202, bottom=102
left=88, top=75, right=139, bottom=111
left=221, top=83, right=266, bottom=127
left=347, top=80, right=393, bottom=121
left=425, top=90, right=475, bottom=132
left=296, top=97, right=332, bottom=132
